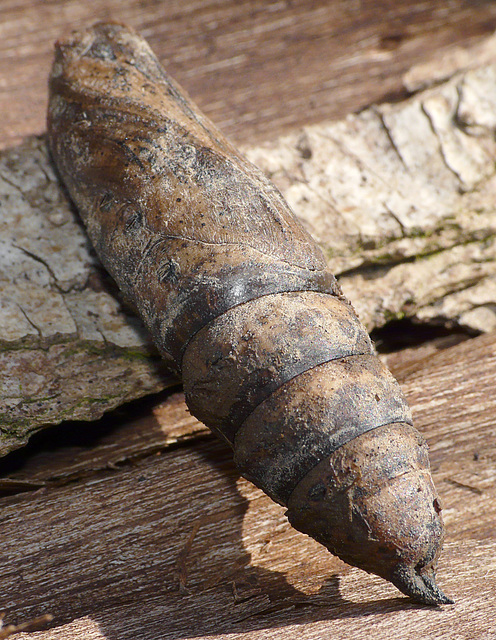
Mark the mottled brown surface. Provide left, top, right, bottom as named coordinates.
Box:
left=47, top=22, right=340, bottom=370
left=4, top=33, right=496, bottom=455
left=183, top=292, right=372, bottom=437
left=233, top=355, right=412, bottom=503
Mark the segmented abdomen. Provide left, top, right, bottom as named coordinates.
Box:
left=47, top=22, right=449, bottom=605
left=183, top=291, right=411, bottom=504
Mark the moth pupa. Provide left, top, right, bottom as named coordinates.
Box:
left=47, top=22, right=452, bottom=605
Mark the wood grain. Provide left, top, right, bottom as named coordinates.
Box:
left=2, top=0, right=496, bottom=149
left=1, top=332, right=495, bottom=639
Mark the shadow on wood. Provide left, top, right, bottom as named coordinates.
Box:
left=2, top=333, right=496, bottom=637
left=0, top=397, right=431, bottom=640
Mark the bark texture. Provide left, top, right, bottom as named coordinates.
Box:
left=3, top=51, right=496, bottom=454
left=246, top=62, right=496, bottom=333
left=0, top=137, right=175, bottom=456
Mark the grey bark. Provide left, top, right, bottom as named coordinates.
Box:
left=2, top=62, right=496, bottom=455
left=0, top=137, right=175, bottom=456
left=246, top=62, right=496, bottom=333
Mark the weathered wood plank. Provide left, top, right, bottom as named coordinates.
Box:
left=1, top=331, right=495, bottom=639
left=2, top=1, right=496, bottom=150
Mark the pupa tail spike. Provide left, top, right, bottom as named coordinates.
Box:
left=391, top=564, right=454, bottom=606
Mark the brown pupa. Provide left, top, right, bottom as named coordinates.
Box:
left=47, top=22, right=452, bottom=605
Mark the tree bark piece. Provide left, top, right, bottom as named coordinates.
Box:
left=246, top=62, right=496, bottom=332
left=0, top=137, right=175, bottom=456
left=3, top=58, right=496, bottom=455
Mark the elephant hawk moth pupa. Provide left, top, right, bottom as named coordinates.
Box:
left=47, top=22, right=452, bottom=606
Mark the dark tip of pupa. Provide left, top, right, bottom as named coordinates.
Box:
left=391, top=564, right=454, bottom=606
